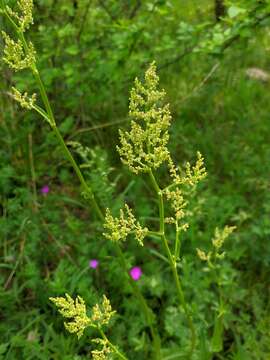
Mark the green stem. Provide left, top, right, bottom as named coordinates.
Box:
left=149, top=169, right=196, bottom=358
left=115, top=243, right=161, bottom=359
left=174, top=221, right=181, bottom=259
left=162, top=232, right=196, bottom=358
left=98, top=327, right=127, bottom=360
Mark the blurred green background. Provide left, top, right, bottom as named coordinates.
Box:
left=0, top=1, right=270, bottom=359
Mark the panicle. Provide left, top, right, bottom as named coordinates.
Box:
left=197, top=225, right=236, bottom=263
left=168, top=152, right=207, bottom=187
left=91, top=295, right=116, bottom=326
left=91, top=338, right=111, bottom=360
left=103, top=204, right=148, bottom=246
left=117, top=62, right=171, bottom=173
left=50, top=294, right=116, bottom=338
left=2, top=31, right=36, bottom=71
left=212, top=225, right=236, bottom=250
left=196, top=248, right=211, bottom=262
left=49, top=294, right=91, bottom=338
left=165, top=152, right=206, bottom=229
left=6, top=0, right=34, bottom=32
left=11, top=87, right=36, bottom=110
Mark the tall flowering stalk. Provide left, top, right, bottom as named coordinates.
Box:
left=114, top=62, right=207, bottom=357
left=0, top=1, right=160, bottom=358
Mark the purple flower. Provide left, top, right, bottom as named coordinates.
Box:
left=89, top=259, right=99, bottom=269
left=129, top=266, right=142, bottom=281
left=41, top=185, right=50, bottom=195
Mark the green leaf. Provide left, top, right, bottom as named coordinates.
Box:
left=0, top=343, right=8, bottom=355
left=211, top=313, right=224, bottom=353
left=66, top=45, right=79, bottom=56
left=228, top=6, right=245, bottom=19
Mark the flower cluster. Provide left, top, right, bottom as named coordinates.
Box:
left=168, top=152, right=207, bottom=187
left=117, top=62, right=171, bottom=174
left=91, top=295, right=116, bottom=326
left=212, top=226, right=236, bottom=250
left=49, top=294, right=90, bottom=339
left=11, top=87, right=36, bottom=110
left=165, top=152, right=206, bottom=229
left=6, top=0, right=34, bottom=32
left=103, top=204, right=148, bottom=246
left=197, top=225, right=236, bottom=263
left=2, top=32, right=36, bottom=71
left=91, top=338, right=111, bottom=360
left=51, top=294, right=119, bottom=359
left=50, top=294, right=116, bottom=339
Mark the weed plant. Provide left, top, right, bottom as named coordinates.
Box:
left=1, top=1, right=270, bottom=360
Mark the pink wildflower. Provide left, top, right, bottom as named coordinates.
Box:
left=89, top=259, right=99, bottom=269
left=129, top=266, right=142, bottom=281
left=41, top=185, right=50, bottom=195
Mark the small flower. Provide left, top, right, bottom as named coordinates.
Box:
left=89, top=259, right=99, bottom=269
left=41, top=185, right=49, bottom=194
left=129, top=266, right=142, bottom=281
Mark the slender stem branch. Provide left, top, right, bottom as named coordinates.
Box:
left=174, top=221, right=181, bottom=259
left=32, top=104, right=51, bottom=123
left=147, top=230, right=163, bottom=237
left=149, top=170, right=164, bottom=233
left=148, top=169, right=196, bottom=357
left=98, top=327, right=127, bottom=360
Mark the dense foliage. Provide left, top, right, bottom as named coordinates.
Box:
left=0, top=0, right=270, bottom=359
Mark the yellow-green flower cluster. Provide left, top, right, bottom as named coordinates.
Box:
left=117, top=62, right=171, bottom=174
left=91, top=295, right=116, bottom=326
left=196, top=248, right=211, bottom=262
left=212, top=226, right=236, bottom=250
left=197, top=225, right=236, bottom=263
left=103, top=204, right=148, bottom=246
left=50, top=294, right=116, bottom=339
left=49, top=294, right=90, bottom=339
left=6, top=0, right=34, bottom=32
left=2, top=32, right=36, bottom=71
left=165, top=152, right=206, bottom=227
left=91, top=338, right=111, bottom=360
left=11, top=87, right=36, bottom=110
left=164, top=187, right=188, bottom=224
left=168, top=152, right=207, bottom=187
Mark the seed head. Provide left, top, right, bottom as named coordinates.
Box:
left=117, top=62, right=171, bottom=173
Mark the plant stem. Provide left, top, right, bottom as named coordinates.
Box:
left=149, top=169, right=196, bottom=358
left=115, top=243, right=162, bottom=360
left=98, top=327, right=128, bottom=360
left=174, top=221, right=181, bottom=259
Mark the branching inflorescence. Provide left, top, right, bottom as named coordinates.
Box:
left=103, top=204, right=148, bottom=246
left=50, top=294, right=126, bottom=359
left=117, top=62, right=171, bottom=174
left=197, top=225, right=236, bottom=264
